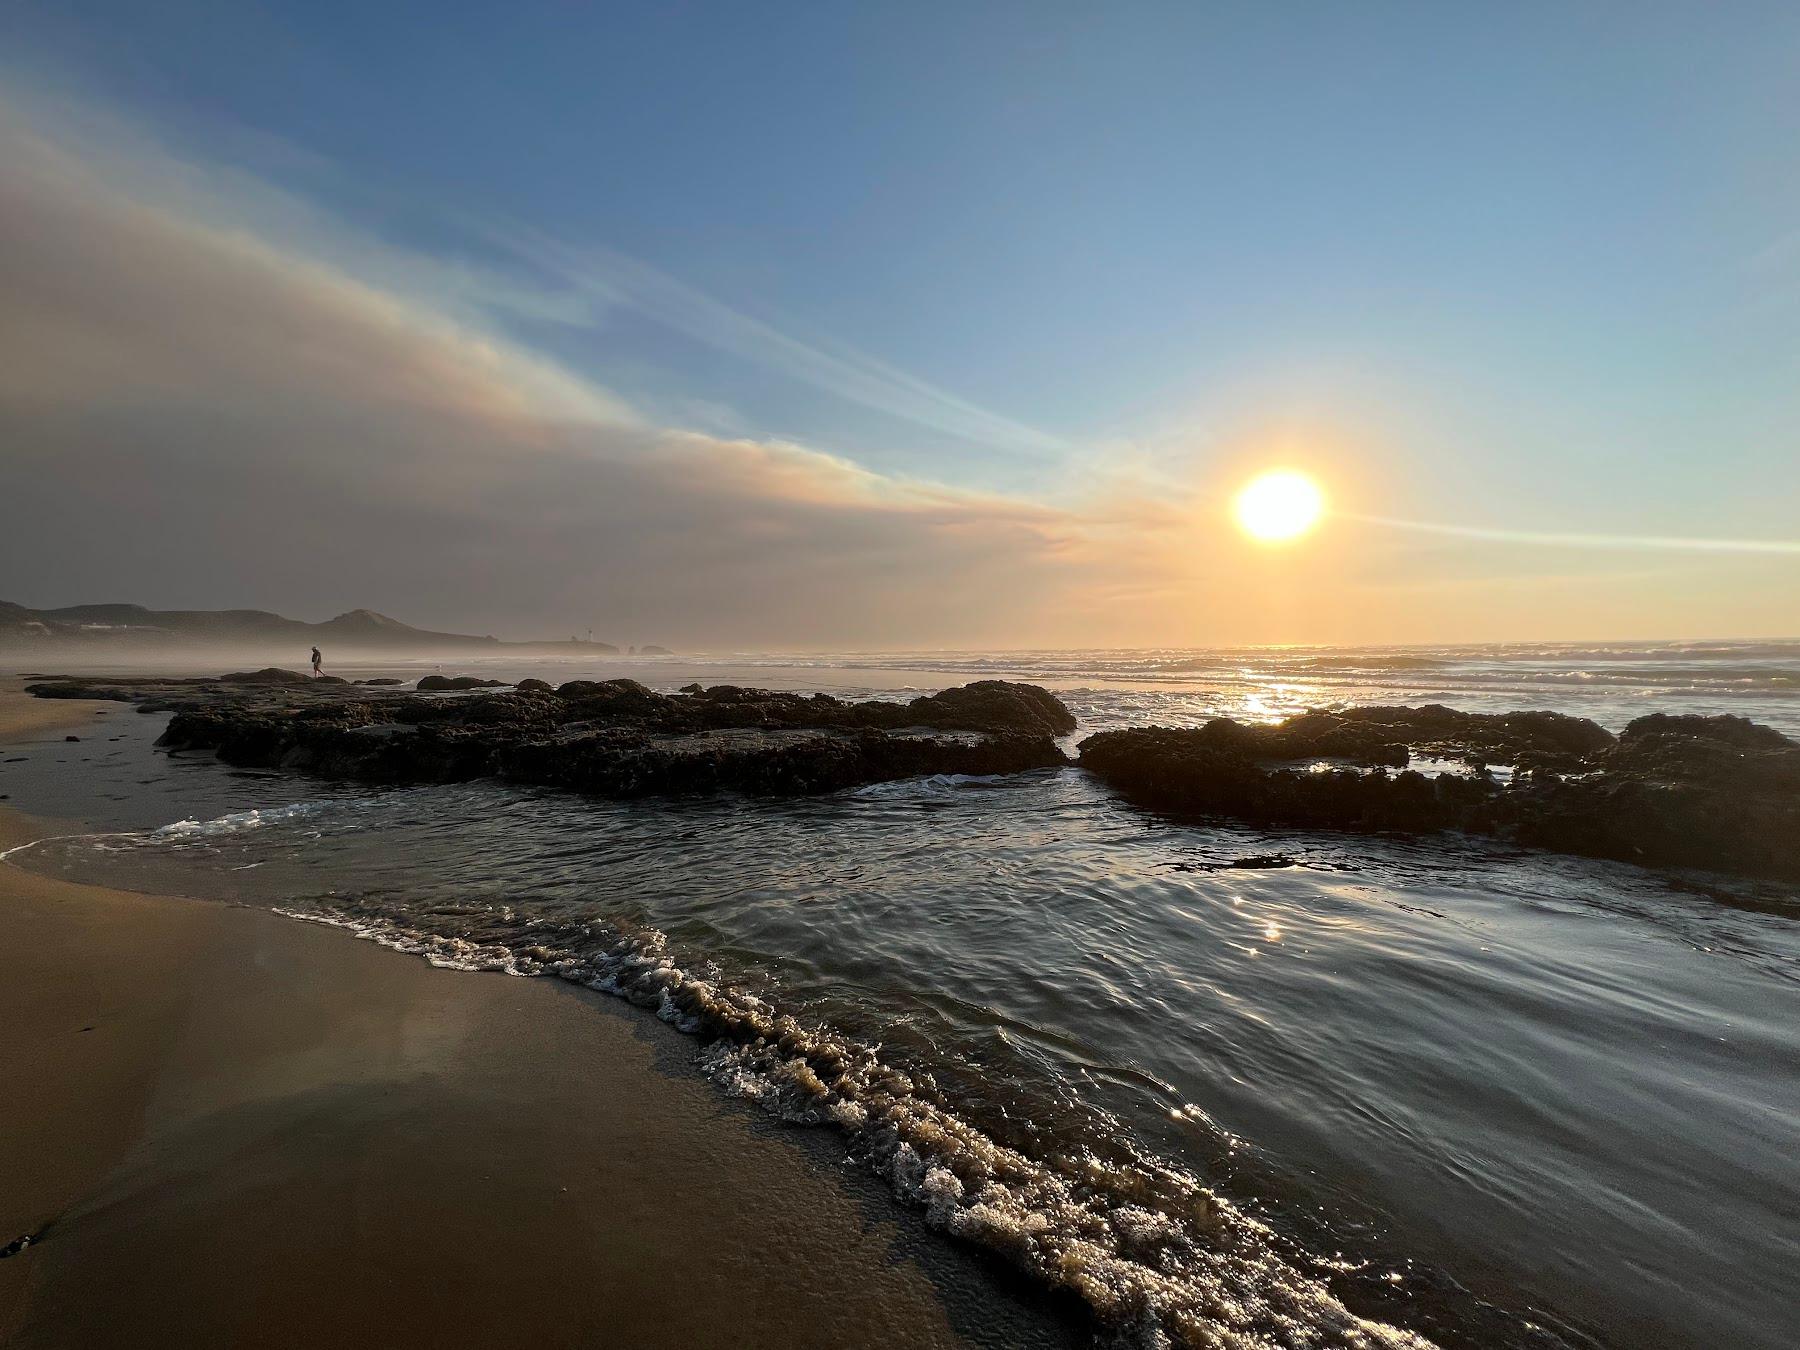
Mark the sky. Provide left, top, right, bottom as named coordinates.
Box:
left=2, top=2, right=1797, bottom=648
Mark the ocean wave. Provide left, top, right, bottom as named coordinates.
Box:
left=153, top=801, right=330, bottom=839
left=277, top=901, right=1440, bottom=1349
left=848, top=772, right=1013, bottom=801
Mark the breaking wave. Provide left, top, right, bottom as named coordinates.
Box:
left=276, top=899, right=1445, bottom=1350
left=152, top=801, right=330, bottom=839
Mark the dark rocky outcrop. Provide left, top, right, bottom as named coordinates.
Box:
left=416, top=674, right=507, bottom=691
left=23, top=670, right=345, bottom=705
left=1328, top=703, right=1617, bottom=771
left=142, top=679, right=1074, bottom=799
left=1507, top=714, right=1800, bottom=877
left=493, top=727, right=1061, bottom=799
left=1080, top=708, right=1800, bottom=880
left=216, top=667, right=353, bottom=686
left=643, top=679, right=1077, bottom=738
left=28, top=669, right=1794, bottom=880
left=905, top=681, right=1078, bottom=737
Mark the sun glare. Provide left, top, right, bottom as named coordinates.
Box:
left=1233, top=470, right=1325, bottom=543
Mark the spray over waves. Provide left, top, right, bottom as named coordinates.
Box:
left=276, top=899, right=1444, bottom=1350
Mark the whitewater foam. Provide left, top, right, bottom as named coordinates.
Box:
left=272, top=900, right=1434, bottom=1349
left=153, top=801, right=329, bottom=840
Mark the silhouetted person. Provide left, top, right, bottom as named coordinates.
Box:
left=311, top=646, right=323, bottom=678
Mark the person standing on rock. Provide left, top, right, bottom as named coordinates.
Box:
left=311, top=647, right=324, bottom=678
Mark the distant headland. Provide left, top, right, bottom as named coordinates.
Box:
left=0, top=601, right=671, bottom=658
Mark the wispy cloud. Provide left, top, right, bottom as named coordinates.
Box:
left=1348, top=514, right=1800, bottom=556
left=0, top=89, right=1101, bottom=646
left=4, top=73, right=1069, bottom=464
left=4, top=76, right=1794, bottom=648
left=488, top=225, right=1071, bottom=460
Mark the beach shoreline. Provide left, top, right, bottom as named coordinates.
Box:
left=0, top=682, right=1076, bottom=1349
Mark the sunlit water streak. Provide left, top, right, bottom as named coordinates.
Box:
left=3, top=643, right=1797, bottom=1349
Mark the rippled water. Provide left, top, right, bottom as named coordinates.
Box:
left=5, top=642, right=1798, bottom=1349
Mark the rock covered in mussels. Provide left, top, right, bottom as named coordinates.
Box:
left=1079, top=707, right=1800, bottom=880
left=149, top=679, right=1074, bottom=798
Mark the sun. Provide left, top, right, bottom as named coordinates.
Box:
left=1233, top=470, right=1325, bottom=542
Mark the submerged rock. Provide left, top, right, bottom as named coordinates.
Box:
left=1080, top=707, right=1799, bottom=880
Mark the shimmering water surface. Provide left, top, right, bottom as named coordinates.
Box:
left=5, top=642, right=1798, bottom=1349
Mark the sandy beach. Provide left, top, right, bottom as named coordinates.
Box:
left=0, top=684, right=1072, bottom=1349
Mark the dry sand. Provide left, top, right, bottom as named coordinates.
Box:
left=0, top=684, right=1074, bottom=1348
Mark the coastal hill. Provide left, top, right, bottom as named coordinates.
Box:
left=0, top=601, right=656, bottom=657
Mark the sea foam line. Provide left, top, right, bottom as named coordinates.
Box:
left=1, top=800, right=337, bottom=865
left=152, top=800, right=328, bottom=840
left=0, top=829, right=142, bottom=864
left=272, top=901, right=1437, bottom=1350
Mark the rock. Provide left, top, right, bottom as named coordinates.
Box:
left=639, top=644, right=674, bottom=656
left=359, top=678, right=405, bottom=686
left=64, top=735, right=79, bottom=742
left=211, top=667, right=351, bottom=687
left=1079, top=707, right=1799, bottom=881
left=1617, top=712, right=1791, bottom=752
left=1512, top=714, right=1800, bottom=876
left=1331, top=703, right=1616, bottom=770
left=1078, top=726, right=1481, bottom=832
left=416, top=675, right=507, bottom=691
left=495, top=727, right=1064, bottom=798
left=904, top=680, right=1079, bottom=736
left=148, top=679, right=1077, bottom=801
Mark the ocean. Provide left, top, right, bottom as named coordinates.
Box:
left=5, top=641, right=1797, bottom=1349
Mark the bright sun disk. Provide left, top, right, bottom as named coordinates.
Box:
left=1234, top=470, right=1325, bottom=542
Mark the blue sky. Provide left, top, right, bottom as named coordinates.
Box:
left=1, top=3, right=1796, bottom=643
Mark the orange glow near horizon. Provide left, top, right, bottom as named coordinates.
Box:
left=1233, top=470, right=1325, bottom=543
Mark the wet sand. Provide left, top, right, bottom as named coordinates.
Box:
left=0, top=684, right=1074, bottom=1349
